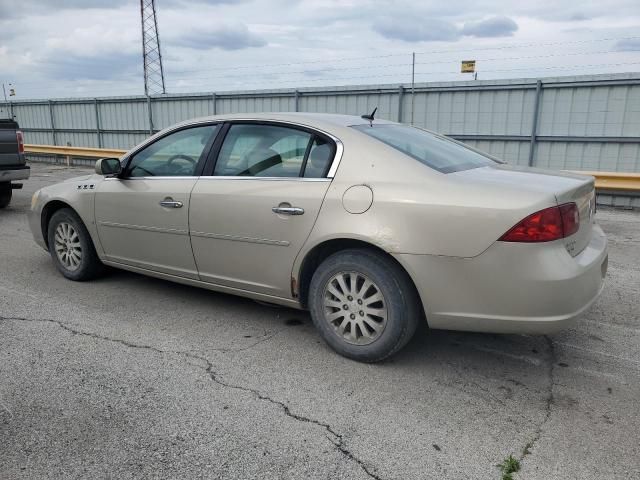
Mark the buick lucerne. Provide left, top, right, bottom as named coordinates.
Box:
left=29, top=113, right=608, bottom=362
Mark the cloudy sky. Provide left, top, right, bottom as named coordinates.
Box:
left=0, top=0, right=639, bottom=99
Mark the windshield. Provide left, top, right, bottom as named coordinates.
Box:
left=352, top=124, right=499, bottom=173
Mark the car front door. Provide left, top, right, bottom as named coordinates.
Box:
left=189, top=122, right=337, bottom=298
left=95, top=124, right=219, bottom=279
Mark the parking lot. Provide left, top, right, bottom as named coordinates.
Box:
left=1, top=162, right=639, bottom=479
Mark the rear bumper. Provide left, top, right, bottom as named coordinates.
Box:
left=395, top=224, right=608, bottom=334
left=0, top=165, right=30, bottom=182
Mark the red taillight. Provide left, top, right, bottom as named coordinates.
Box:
left=499, top=203, right=580, bottom=243
left=16, top=131, right=24, bottom=154
left=559, top=202, right=579, bottom=237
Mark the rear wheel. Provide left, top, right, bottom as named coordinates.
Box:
left=0, top=183, right=12, bottom=208
left=308, top=249, right=420, bottom=362
left=47, top=208, right=105, bottom=281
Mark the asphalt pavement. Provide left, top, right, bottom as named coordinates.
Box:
left=1, top=163, right=639, bottom=479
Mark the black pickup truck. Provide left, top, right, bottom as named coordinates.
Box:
left=0, top=119, right=29, bottom=208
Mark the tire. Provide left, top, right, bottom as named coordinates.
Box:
left=0, top=183, right=11, bottom=209
left=47, top=208, right=105, bottom=281
left=308, top=249, right=421, bottom=362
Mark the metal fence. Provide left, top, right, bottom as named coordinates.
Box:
left=2, top=72, right=640, bottom=173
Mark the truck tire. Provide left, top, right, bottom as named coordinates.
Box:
left=0, top=183, right=11, bottom=208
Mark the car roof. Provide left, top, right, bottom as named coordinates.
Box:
left=175, top=112, right=396, bottom=133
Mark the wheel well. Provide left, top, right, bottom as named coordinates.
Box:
left=297, top=239, right=423, bottom=315
left=41, top=200, right=74, bottom=248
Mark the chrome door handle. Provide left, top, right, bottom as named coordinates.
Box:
left=272, top=206, right=304, bottom=215
left=159, top=198, right=183, bottom=208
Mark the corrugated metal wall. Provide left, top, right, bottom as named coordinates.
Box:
left=2, top=73, right=639, bottom=173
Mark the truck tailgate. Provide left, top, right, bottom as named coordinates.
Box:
left=0, top=119, right=25, bottom=168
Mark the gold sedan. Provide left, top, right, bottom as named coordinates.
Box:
left=29, top=113, right=608, bottom=362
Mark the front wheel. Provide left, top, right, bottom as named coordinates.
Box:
left=47, top=208, right=105, bottom=281
left=308, top=249, right=421, bottom=362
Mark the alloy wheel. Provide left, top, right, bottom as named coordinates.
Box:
left=54, top=222, right=82, bottom=271
left=323, top=271, right=388, bottom=345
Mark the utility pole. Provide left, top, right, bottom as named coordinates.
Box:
left=410, top=52, right=416, bottom=125
left=1, top=83, right=13, bottom=101
left=1, top=84, right=6, bottom=119
left=2, top=83, right=15, bottom=119
left=140, top=0, right=166, bottom=96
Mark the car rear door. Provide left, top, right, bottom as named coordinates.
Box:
left=95, top=124, right=219, bottom=279
left=189, top=121, right=338, bottom=298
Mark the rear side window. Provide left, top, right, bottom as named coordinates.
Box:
left=352, top=124, right=498, bottom=173
left=303, top=137, right=333, bottom=178
left=213, top=123, right=335, bottom=178
left=214, top=124, right=311, bottom=177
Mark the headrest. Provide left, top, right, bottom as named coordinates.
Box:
left=309, top=143, right=331, bottom=167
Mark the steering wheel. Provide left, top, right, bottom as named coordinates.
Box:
left=167, top=154, right=197, bottom=167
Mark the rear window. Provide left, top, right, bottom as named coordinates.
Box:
left=352, top=124, right=499, bottom=173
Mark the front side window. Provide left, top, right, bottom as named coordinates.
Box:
left=213, top=124, right=333, bottom=178
left=352, top=124, right=499, bottom=174
left=125, top=125, right=218, bottom=177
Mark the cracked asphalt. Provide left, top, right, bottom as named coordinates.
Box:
left=1, top=163, right=639, bottom=480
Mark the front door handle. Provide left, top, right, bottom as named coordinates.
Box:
left=159, top=198, right=183, bottom=208
left=272, top=205, right=304, bottom=215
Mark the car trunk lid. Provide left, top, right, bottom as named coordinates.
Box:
left=554, top=173, right=595, bottom=257
left=452, top=164, right=595, bottom=256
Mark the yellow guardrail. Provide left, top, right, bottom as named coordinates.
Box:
left=25, top=144, right=127, bottom=159
left=24, top=144, right=640, bottom=192
left=568, top=171, right=640, bottom=192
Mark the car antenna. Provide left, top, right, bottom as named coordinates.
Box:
left=361, top=107, right=377, bottom=126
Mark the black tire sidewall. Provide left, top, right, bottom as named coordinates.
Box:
left=47, top=209, right=101, bottom=281
left=308, top=249, right=419, bottom=362
left=0, top=183, right=11, bottom=208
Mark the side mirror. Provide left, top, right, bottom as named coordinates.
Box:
left=95, top=158, right=122, bottom=176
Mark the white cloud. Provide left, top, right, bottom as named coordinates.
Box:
left=462, top=16, right=518, bottom=38
left=614, top=38, right=640, bottom=51
left=0, top=0, right=639, bottom=99
left=171, top=22, right=267, bottom=50
left=373, top=17, right=460, bottom=42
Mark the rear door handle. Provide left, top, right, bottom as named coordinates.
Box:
left=272, top=206, right=304, bottom=215
left=159, top=198, right=183, bottom=208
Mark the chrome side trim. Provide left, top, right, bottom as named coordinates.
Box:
left=190, top=230, right=290, bottom=246
left=327, top=139, right=344, bottom=178
left=104, top=176, right=197, bottom=181
left=105, top=176, right=330, bottom=182
left=195, top=176, right=330, bottom=182
left=98, top=221, right=188, bottom=236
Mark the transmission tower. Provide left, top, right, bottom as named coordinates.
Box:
left=140, top=0, right=166, bottom=96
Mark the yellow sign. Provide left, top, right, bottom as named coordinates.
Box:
left=461, top=60, right=476, bottom=73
